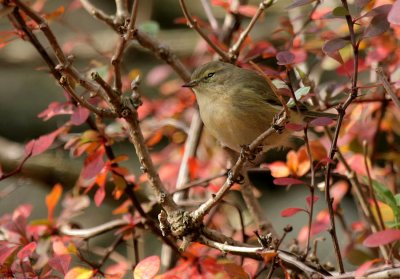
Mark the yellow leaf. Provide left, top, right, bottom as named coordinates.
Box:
left=65, top=267, right=94, bottom=279
left=371, top=202, right=394, bottom=223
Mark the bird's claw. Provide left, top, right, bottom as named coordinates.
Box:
left=272, top=115, right=285, bottom=134
left=240, top=144, right=256, bottom=162
left=227, top=169, right=245, bottom=184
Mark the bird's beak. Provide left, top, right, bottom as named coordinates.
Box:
left=182, top=79, right=199, bottom=88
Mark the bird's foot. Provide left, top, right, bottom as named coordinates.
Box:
left=227, top=169, right=245, bottom=184
left=240, top=144, right=256, bottom=162
left=272, top=115, right=285, bottom=134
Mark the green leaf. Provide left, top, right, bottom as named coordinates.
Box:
left=364, top=177, right=400, bottom=224
left=332, top=6, right=349, bottom=17
left=139, top=21, right=160, bottom=36
left=395, top=194, right=400, bottom=207
left=287, top=86, right=310, bottom=108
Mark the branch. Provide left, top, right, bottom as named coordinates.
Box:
left=191, top=112, right=287, bottom=222
left=111, top=0, right=140, bottom=92
left=199, top=235, right=330, bottom=278
left=60, top=219, right=128, bottom=238
left=12, top=0, right=67, bottom=64
left=376, top=67, right=400, bottom=109
left=178, top=0, right=230, bottom=61
left=80, top=0, right=116, bottom=30
left=228, top=0, right=274, bottom=61
left=200, top=0, right=219, bottom=32
left=323, top=0, right=360, bottom=272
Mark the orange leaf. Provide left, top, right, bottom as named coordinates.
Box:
left=286, top=150, right=299, bottom=174
left=145, top=130, right=163, bottom=147
left=46, top=183, right=63, bottom=222
left=112, top=200, right=132, bottom=215
left=44, top=6, right=65, bottom=21
left=262, top=251, right=277, bottom=264
left=265, top=162, right=290, bottom=178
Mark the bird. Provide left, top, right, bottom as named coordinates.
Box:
left=183, top=61, right=334, bottom=153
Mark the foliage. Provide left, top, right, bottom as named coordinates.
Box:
left=1, top=0, right=400, bottom=278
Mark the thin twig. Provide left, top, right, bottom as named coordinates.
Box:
left=111, top=0, right=140, bottom=92
left=12, top=0, right=67, bottom=64
left=191, top=112, right=287, bottom=222
left=304, top=126, right=315, bottom=257
left=199, top=235, right=330, bottom=278
left=172, top=171, right=227, bottom=194
left=376, top=67, right=400, bottom=109
left=229, top=0, right=274, bottom=61
left=323, top=0, right=360, bottom=272
left=80, top=0, right=116, bottom=30
left=97, top=234, right=124, bottom=267
left=200, top=0, right=219, bottom=32
left=178, top=0, right=230, bottom=61
left=363, top=141, right=385, bottom=232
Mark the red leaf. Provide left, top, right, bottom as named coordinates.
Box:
left=238, top=5, right=259, bottom=17
left=71, top=106, right=90, bottom=126
left=188, top=157, right=199, bottom=180
left=363, top=229, right=400, bottom=247
left=309, top=117, right=334, bottom=127
left=286, top=0, right=317, bottom=9
left=38, top=102, right=73, bottom=121
left=285, top=122, right=305, bottom=131
left=82, top=148, right=105, bottom=179
left=364, top=14, right=390, bottom=38
left=48, top=254, right=72, bottom=275
left=211, top=0, right=230, bottom=10
left=25, top=127, right=65, bottom=156
left=0, top=242, right=19, bottom=265
left=17, top=242, right=36, bottom=260
left=336, top=58, right=367, bottom=76
left=276, top=51, right=295, bottom=65
left=331, top=180, right=349, bottom=209
left=306, top=195, right=319, bottom=208
left=133, top=255, right=160, bottom=279
left=322, top=38, right=348, bottom=54
left=46, top=183, right=63, bottom=222
left=94, top=187, right=106, bottom=207
left=105, top=262, right=129, bottom=279
left=355, top=258, right=383, bottom=279
left=273, top=177, right=304, bottom=186
left=281, top=207, right=306, bottom=217
left=388, top=1, right=400, bottom=25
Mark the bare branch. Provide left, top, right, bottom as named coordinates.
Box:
left=376, top=67, right=400, bottom=109
left=80, top=0, right=116, bottom=30
left=178, top=0, right=230, bottom=61
left=111, top=0, right=140, bottom=92
left=200, top=0, right=219, bottom=32
left=191, top=112, right=287, bottom=222
left=229, top=0, right=274, bottom=61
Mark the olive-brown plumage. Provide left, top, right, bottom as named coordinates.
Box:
left=184, top=61, right=301, bottom=152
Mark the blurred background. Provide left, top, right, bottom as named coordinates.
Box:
left=0, top=0, right=360, bottom=274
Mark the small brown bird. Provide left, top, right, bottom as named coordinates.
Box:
left=184, top=61, right=334, bottom=152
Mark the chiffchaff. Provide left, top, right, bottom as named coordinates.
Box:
left=183, top=61, right=331, bottom=152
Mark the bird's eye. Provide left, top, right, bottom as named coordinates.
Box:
left=206, top=72, right=215, bottom=79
